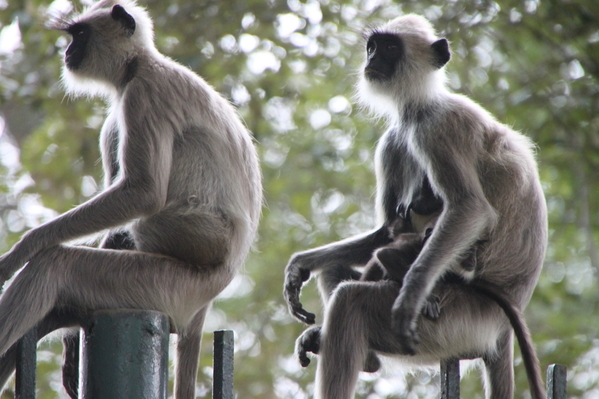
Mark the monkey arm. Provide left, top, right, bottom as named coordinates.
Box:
left=391, top=122, right=498, bottom=354
left=284, top=225, right=392, bottom=324
left=0, top=91, right=174, bottom=284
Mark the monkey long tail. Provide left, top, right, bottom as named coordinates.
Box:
left=471, top=280, right=546, bottom=399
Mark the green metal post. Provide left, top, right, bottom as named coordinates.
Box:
left=15, top=327, right=37, bottom=399
left=80, top=309, right=169, bottom=399
left=213, top=330, right=234, bottom=399
left=547, top=363, right=567, bottom=399
left=440, top=358, right=460, bottom=399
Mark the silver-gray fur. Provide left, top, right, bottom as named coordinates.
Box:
left=284, top=14, right=547, bottom=399
left=0, top=1, right=262, bottom=398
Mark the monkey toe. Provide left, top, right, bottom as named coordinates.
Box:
left=291, top=306, right=316, bottom=325
left=422, top=294, right=441, bottom=321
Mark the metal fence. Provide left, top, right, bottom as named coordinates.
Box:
left=14, top=311, right=565, bottom=399
left=14, top=310, right=234, bottom=399
left=440, top=358, right=567, bottom=399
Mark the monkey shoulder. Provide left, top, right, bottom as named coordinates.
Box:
left=443, top=93, right=538, bottom=173
left=120, top=58, right=238, bottom=135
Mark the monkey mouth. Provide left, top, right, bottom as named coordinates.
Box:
left=364, top=68, right=390, bottom=82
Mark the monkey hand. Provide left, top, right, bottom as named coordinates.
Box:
left=391, top=300, right=421, bottom=356
left=284, top=256, right=316, bottom=325
left=422, top=294, right=441, bottom=321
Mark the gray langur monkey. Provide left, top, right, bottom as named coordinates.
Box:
left=284, top=14, right=547, bottom=399
left=0, top=1, right=262, bottom=398
left=351, top=213, right=543, bottom=397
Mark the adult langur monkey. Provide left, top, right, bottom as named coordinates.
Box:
left=284, top=14, right=547, bottom=399
left=0, top=1, right=262, bottom=398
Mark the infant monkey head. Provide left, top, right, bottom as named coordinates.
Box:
left=360, top=217, right=432, bottom=283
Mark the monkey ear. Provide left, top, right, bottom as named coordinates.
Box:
left=431, top=38, right=450, bottom=68
left=111, top=5, right=136, bottom=36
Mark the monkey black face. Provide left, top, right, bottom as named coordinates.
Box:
left=65, top=22, right=91, bottom=70
left=364, top=33, right=404, bottom=82
left=364, top=32, right=451, bottom=82
left=63, top=5, right=136, bottom=71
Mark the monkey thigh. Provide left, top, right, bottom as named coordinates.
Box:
left=133, top=209, right=233, bottom=266
left=0, top=245, right=227, bottom=348
left=326, top=281, right=507, bottom=363
left=407, top=283, right=509, bottom=361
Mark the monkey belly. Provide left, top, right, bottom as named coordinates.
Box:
left=131, top=208, right=233, bottom=267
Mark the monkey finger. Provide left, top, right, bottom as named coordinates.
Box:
left=292, top=305, right=316, bottom=325
left=422, top=295, right=441, bottom=321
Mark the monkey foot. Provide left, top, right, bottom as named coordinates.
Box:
left=296, top=326, right=321, bottom=367
left=363, top=350, right=381, bottom=373
left=392, top=312, right=420, bottom=356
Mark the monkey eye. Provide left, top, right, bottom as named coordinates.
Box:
left=367, top=40, right=376, bottom=56
left=66, top=23, right=89, bottom=37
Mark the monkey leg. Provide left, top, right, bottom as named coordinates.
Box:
left=62, top=332, right=79, bottom=399
left=313, top=266, right=383, bottom=372
left=174, top=305, right=209, bottom=399
left=0, top=345, right=16, bottom=392
left=482, top=330, right=515, bottom=399
left=0, top=245, right=231, bottom=365
left=315, top=280, right=511, bottom=399
left=60, top=228, right=139, bottom=397
left=0, top=308, right=80, bottom=393
left=315, top=281, right=397, bottom=399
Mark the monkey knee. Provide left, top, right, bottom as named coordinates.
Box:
left=24, top=246, right=64, bottom=273
left=330, top=282, right=356, bottom=304
left=317, top=265, right=360, bottom=298
left=328, top=282, right=374, bottom=316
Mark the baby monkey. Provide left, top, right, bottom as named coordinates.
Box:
left=360, top=216, right=446, bottom=321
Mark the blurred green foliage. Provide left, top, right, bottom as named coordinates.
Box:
left=0, top=0, right=598, bottom=398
